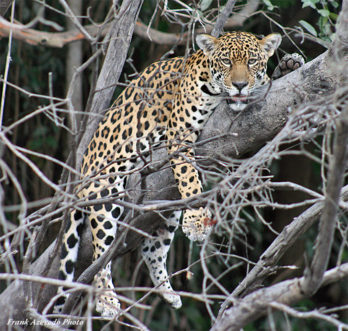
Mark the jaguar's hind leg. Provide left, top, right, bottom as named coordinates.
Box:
left=54, top=209, right=84, bottom=313
left=89, top=200, right=124, bottom=317
left=141, top=211, right=182, bottom=309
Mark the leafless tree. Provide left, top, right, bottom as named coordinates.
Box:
left=0, top=1, right=347, bottom=330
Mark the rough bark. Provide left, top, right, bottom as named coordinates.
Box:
left=75, top=0, right=143, bottom=171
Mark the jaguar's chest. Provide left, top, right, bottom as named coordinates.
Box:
left=174, top=74, right=222, bottom=130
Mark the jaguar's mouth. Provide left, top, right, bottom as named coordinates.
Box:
left=228, top=94, right=248, bottom=103
left=226, top=94, right=249, bottom=110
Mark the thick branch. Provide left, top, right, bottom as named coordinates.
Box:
left=0, top=1, right=343, bottom=321
left=210, top=263, right=348, bottom=331
left=75, top=0, right=143, bottom=171
left=211, top=0, right=236, bottom=37
left=0, top=1, right=259, bottom=47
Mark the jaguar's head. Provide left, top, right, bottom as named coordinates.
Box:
left=196, top=31, right=281, bottom=111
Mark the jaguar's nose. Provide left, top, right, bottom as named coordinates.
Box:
left=232, top=81, right=248, bottom=93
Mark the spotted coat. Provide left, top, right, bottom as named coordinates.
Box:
left=55, top=31, right=282, bottom=317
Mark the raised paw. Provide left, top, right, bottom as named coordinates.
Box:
left=182, top=207, right=215, bottom=241
left=272, top=53, right=305, bottom=79
left=96, top=291, right=121, bottom=318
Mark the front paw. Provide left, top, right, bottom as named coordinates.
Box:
left=182, top=207, right=215, bottom=241
left=273, top=53, right=305, bottom=79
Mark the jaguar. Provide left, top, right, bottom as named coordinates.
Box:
left=54, top=31, right=304, bottom=317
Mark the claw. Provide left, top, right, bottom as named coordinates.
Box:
left=182, top=208, right=214, bottom=241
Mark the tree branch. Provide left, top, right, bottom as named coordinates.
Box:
left=1, top=1, right=346, bottom=324
left=217, top=185, right=348, bottom=317
left=211, top=0, right=236, bottom=37
left=0, top=1, right=260, bottom=47
left=75, top=0, right=143, bottom=171
left=211, top=263, right=348, bottom=331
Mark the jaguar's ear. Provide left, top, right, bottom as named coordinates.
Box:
left=196, top=34, right=218, bottom=55
left=260, top=33, right=281, bottom=57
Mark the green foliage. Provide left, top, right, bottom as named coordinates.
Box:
left=300, top=0, right=339, bottom=41
left=299, top=20, right=318, bottom=36
left=302, top=0, right=320, bottom=8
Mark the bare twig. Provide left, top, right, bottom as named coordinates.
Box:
left=211, top=0, right=236, bottom=37
left=1, top=2, right=347, bottom=329
left=0, top=0, right=15, bottom=128
left=302, top=101, right=348, bottom=295
left=0, top=1, right=260, bottom=47
left=217, top=185, right=348, bottom=316
left=269, top=302, right=348, bottom=330
left=58, top=0, right=95, bottom=43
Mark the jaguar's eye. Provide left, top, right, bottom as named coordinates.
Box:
left=248, top=58, right=257, bottom=65
left=221, top=58, right=231, bottom=66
